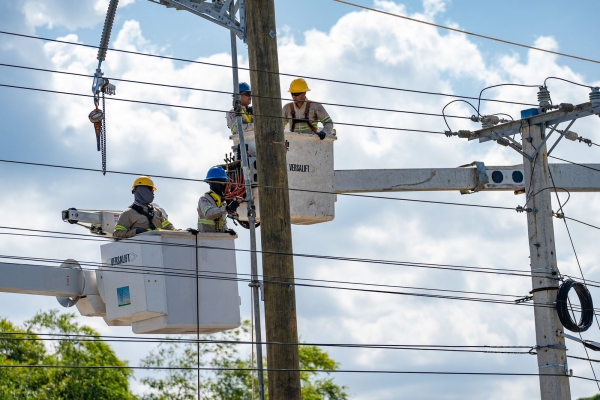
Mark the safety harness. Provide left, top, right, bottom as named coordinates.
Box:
left=131, top=203, right=157, bottom=230
left=198, top=192, right=226, bottom=231
left=289, top=101, right=318, bottom=134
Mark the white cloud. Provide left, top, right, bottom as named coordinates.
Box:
left=22, top=0, right=135, bottom=30
left=3, top=0, right=600, bottom=398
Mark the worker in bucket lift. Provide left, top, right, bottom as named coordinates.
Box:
left=282, top=78, right=333, bottom=140
left=113, top=176, right=175, bottom=239
left=197, top=166, right=241, bottom=234
left=226, top=82, right=253, bottom=135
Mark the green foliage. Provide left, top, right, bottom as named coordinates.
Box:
left=141, top=320, right=349, bottom=400
left=0, top=310, right=137, bottom=400
left=578, top=395, right=600, bottom=400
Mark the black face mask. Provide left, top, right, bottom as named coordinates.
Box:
left=209, top=181, right=226, bottom=197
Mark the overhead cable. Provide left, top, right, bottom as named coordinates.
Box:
left=0, top=62, right=472, bottom=120
left=333, top=0, right=600, bottom=65
left=0, top=331, right=536, bottom=355
left=0, top=30, right=538, bottom=107
left=0, top=83, right=445, bottom=135
left=0, top=364, right=595, bottom=381
left=0, top=254, right=527, bottom=300
left=0, top=158, right=516, bottom=211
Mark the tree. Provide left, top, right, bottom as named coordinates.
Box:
left=140, top=320, right=349, bottom=399
left=578, top=396, right=600, bottom=400
left=0, top=310, right=137, bottom=400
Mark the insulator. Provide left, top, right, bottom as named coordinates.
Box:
left=496, top=138, right=509, bottom=147
left=558, top=103, right=574, bottom=112
left=481, top=115, right=500, bottom=127
left=537, top=86, right=552, bottom=107
left=457, top=130, right=473, bottom=139
left=590, top=87, right=600, bottom=107
left=562, top=130, right=579, bottom=141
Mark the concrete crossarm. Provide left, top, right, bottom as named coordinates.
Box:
left=0, top=262, right=98, bottom=298
left=334, top=163, right=600, bottom=193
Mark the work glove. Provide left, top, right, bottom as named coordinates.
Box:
left=226, top=229, right=237, bottom=236
left=226, top=201, right=240, bottom=212
left=317, top=130, right=327, bottom=140
left=135, top=228, right=148, bottom=234
left=186, top=228, right=199, bottom=235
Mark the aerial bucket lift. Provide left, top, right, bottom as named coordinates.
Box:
left=25, top=213, right=243, bottom=335
left=227, top=130, right=337, bottom=225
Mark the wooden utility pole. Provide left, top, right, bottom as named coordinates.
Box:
left=245, top=1, right=302, bottom=399
left=522, top=122, right=571, bottom=400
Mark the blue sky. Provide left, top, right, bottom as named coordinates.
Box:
left=1, top=0, right=600, bottom=399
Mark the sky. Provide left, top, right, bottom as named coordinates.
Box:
left=1, top=0, right=600, bottom=399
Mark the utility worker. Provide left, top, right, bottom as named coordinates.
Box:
left=226, top=82, right=253, bottom=135
left=282, top=78, right=333, bottom=140
left=197, top=166, right=241, bottom=234
left=113, top=176, right=175, bottom=239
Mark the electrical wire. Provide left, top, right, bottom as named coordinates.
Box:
left=0, top=30, right=541, bottom=108
left=0, top=332, right=537, bottom=355
left=476, top=83, right=541, bottom=116
left=0, top=62, right=472, bottom=121
left=549, top=156, right=600, bottom=174
left=0, top=253, right=529, bottom=300
left=1, top=363, right=597, bottom=381
left=548, top=169, right=600, bottom=390
left=0, top=83, right=445, bottom=135
left=0, top=227, right=549, bottom=279
left=544, top=77, right=595, bottom=89
left=0, top=158, right=517, bottom=211
left=441, top=99, right=479, bottom=132
left=333, top=0, right=600, bottom=66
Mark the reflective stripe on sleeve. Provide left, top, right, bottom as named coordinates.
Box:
left=162, top=220, right=171, bottom=228
left=114, top=225, right=128, bottom=231
left=321, top=116, right=332, bottom=123
left=198, top=218, right=216, bottom=226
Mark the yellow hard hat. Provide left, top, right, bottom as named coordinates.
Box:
left=288, top=78, right=310, bottom=93
left=132, top=176, right=156, bottom=191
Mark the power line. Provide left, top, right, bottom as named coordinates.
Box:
left=0, top=331, right=536, bottom=355
left=0, top=363, right=594, bottom=381
left=549, top=156, right=600, bottom=174
left=0, top=254, right=527, bottom=300
left=333, top=0, right=600, bottom=66
left=0, top=83, right=445, bottom=135
left=0, top=30, right=539, bottom=108
left=0, top=226, right=544, bottom=279
left=0, top=158, right=517, bottom=211
left=548, top=169, right=600, bottom=389
left=0, top=62, right=472, bottom=120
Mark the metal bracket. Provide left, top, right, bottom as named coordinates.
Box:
left=559, top=331, right=600, bottom=351
left=539, top=362, right=572, bottom=376
left=249, top=280, right=264, bottom=301
left=151, top=0, right=246, bottom=41
left=458, top=161, right=489, bottom=194
left=547, top=119, right=578, bottom=156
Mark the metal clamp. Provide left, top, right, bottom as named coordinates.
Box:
left=458, top=161, right=489, bottom=194
left=249, top=280, right=264, bottom=301
left=539, top=362, right=571, bottom=376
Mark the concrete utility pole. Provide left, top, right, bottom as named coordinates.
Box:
left=246, top=1, right=302, bottom=399
left=522, top=123, right=571, bottom=400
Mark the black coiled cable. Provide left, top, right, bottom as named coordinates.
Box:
left=556, top=279, right=594, bottom=333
